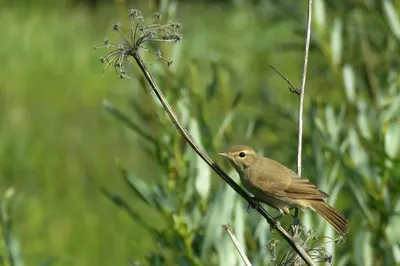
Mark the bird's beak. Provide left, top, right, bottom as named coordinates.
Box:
left=218, top=152, right=229, bottom=158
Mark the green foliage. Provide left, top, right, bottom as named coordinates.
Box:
left=309, top=0, right=400, bottom=265
left=1, top=0, right=400, bottom=265
left=102, top=1, right=400, bottom=266
left=0, top=189, right=24, bottom=266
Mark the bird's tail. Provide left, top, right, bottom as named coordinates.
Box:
left=309, top=200, right=348, bottom=234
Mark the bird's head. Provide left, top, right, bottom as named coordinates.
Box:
left=218, top=145, right=259, bottom=173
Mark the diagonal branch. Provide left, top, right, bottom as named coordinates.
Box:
left=132, top=52, right=316, bottom=266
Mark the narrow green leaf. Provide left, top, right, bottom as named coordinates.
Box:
left=4, top=232, right=24, bottom=266
left=383, top=0, right=400, bottom=39
left=380, top=94, right=400, bottom=125
left=324, top=105, right=337, bottom=143
left=103, top=100, right=157, bottom=145
left=354, top=230, right=372, bottom=266
left=147, top=253, right=166, bottom=266
left=206, top=63, right=218, bottom=100
left=245, top=119, right=256, bottom=138
left=323, top=224, right=335, bottom=260
left=120, top=168, right=156, bottom=207
left=328, top=179, right=344, bottom=205
left=1, top=189, right=24, bottom=266
left=336, top=254, right=351, bottom=266
left=393, top=244, right=400, bottom=264
left=253, top=218, right=269, bottom=257
left=233, top=200, right=246, bottom=263
left=310, top=102, right=324, bottom=184
left=196, top=103, right=214, bottom=152
left=386, top=199, right=400, bottom=244
left=201, top=185, right=225, bottom=257
left=215, top=111, right=235, bottom=143
left=101, top=188, right=156, bottom=233
left=176, top=95, right=190, bottom=126
left=202, top=170, right=239, bottom=258
left=343, top=64, right=356, bottom=103
left=357, top=100, right=372, bottom=140
left=384, top=121, right=400, bottom=158
left=331, top=17, right=343, bottom=66
left=231, top=90, right=242, bottom=109
left=313, top=0, right=326, bottom=33
left=348, top=180, right=374, bottom=226
left=188, top=119, right=211, bottom=200
left=348, top=127, right=368, bottom=168
left=302, top=211, right=313, bottom=233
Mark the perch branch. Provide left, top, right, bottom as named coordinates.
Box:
left=132, top=53, right=315, bottom=266
left=223, top=224, right=252, bottom=266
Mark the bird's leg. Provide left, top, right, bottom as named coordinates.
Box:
left=292, top=207, right=300, bottom=226
left=289, top=207, right=300, bottom=235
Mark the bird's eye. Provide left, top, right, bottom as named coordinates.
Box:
left=239, top=152, right=246, bottom=158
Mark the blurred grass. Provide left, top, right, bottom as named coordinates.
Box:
left=0, top=1, right=345, bottom=265
left=0, top=4, right=164, bottom=265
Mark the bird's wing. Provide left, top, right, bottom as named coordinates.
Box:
left=283, top=177, right=329, bottom=199
left=250, top=158, right=294, bottom=198
left=251, top=158, right=329, bottom=200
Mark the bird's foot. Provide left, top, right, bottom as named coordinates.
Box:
left=289, top=224, right=301, bottom=236
left=289, top=208, right=300, bottom=235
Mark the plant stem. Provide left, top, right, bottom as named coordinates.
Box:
left=297, top=0, right=313, bottom=176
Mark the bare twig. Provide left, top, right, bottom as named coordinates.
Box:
left=269, top=64, right=300, bottom=95
left=223, top=224, right=252, bottom=266
left=132, top=53, right=315, bottom=266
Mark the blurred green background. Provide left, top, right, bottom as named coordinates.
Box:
left=1, top=0, right=400, bottom=265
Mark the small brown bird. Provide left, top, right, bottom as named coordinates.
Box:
left=218, top=145, right=348, bottom=234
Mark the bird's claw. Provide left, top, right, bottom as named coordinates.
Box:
left=289, top=224, right=299, bottom=235
left=289, top=209, right=300, bottom=235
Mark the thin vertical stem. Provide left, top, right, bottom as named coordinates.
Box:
left=297, top=0, right=313, bottom=176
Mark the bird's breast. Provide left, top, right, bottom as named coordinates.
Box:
left=239, top=170, right=259, bottom=195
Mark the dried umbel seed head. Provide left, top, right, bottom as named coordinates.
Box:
left=128, top=9, right=141, bottom=18
left=94, top=9, right=182, bottom=79
left=112, top=23, right=121, bottom=31
left=266, top=226, right=345, bottom=266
